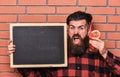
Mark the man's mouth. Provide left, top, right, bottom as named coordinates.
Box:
left=73, top=36, right=80, bottom=45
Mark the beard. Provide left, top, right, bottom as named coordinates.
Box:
left=68, top=34, right=89, bottom=56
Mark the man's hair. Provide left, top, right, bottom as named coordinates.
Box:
left=66, top=11, right=92, bottom=26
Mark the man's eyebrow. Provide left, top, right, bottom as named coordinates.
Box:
left=79, top=25, right=86, bottom=28
left=69, top=25, right=86, bottom=27
left=78, top=25, right=85, bottom=27
left=69, top=25, right=74, bottom=26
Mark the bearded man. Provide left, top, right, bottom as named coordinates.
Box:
left=8, top=11, right=120, bottom=77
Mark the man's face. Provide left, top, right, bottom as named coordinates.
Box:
left=68, top=19, right=89, bottom=56
left=68, top=19, right=88, bottom=45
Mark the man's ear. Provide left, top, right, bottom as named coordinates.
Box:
left=67, top=25, right=69, bottom=33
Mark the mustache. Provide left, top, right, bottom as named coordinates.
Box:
left=72, top=34, right=81, bottom=39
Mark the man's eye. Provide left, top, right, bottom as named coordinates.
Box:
left=79, top=27, right=85, bottom=30
left=70, top=26, right=74, bottom=29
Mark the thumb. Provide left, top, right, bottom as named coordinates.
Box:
left=8, top=40, right=13, bottom=45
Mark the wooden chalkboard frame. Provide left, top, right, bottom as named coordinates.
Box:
left=10, top=23, right=67, bottom=68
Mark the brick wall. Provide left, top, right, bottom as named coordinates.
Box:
left=0, top=0, right=120, bottom=77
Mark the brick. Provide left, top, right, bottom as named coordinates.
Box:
left=93, top=16, right=106, bottom=23
left=117, top=41, right=120, bottom=48
left=100, top=32, right=106, bottom=39
left=108, top=0, right=120, bottom=6
left=79, top=0, right=106, bottom=6
left=0, top=24, right=9, bottom=30
left=0, top=73, right=22, bottom=77
left=117, top=24, right=120, bottom=31
left=18, top=0, right=46, bottom=5
left=48, top=0, right=76, bottom=5
left=117, top=8, right=120, bottom=14
left=18, top=15, right=46, bottom=22
left=0, top=64, right=14, bottom=72
left=0, top=56, right=10, bottom=63
left=0, top=39, right=9, bottom=46
left=108, top=16, right=120, bottom=23
left=48, top=15, right=67, bottom=22
left=0, top=48, right=8, bottom=55
left=109, top=49, right=120, bottom=57
left=93, top=24, right=116, bottom=31
left=87, top=7, right=115, bottom=14
left=108, top=32, right=120, bottom=40
left=57, top=7, right=85, bottom=14
left=0, top=31, right=9, bottom=39
left=105, top=41, right=115, bottom=48
left=28, top=7, right=55, bottom=14
left=0, top=0, right=16, bottom=5
left=0, top=15, right=16, bottom=22
left=0, top=7, right=25, bottom=14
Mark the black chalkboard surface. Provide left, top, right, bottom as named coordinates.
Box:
left=10, top=23, right=67, bottom=68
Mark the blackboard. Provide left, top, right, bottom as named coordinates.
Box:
left=10, top=23, right=67, bottom=68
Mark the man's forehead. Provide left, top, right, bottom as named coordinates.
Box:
left=69, top=20, right=87, bottom=26
left=69, top=24, right=86, bottom=27
left=69, top=24, right=87, bottom=28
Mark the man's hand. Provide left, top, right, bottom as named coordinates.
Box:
left=89, top=39, right=108, bottom=59
left=8, top=40, right=15, bottom=55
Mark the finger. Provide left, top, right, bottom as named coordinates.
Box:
left=89, top=41, right=96, bottom=47
left=89, top=40, right=100, bottom=49
left=89, top=40, right=96, bottom=45
left=8, top=45, right=16, bottom=48
left=8, top=40, right=13, bottom=45
left=8, top=50, right=15, bottom=55
left=89, top=39, right=104, bottom=45
left=8, top=44, right=16, bottom=55
left=90, top=39, right=105, bottom=52
left=90, top=38, right=102, bottom=42
left=8, top=45, right=16, bottom=52
left=8, top=47, right=15, bottom=50
left=8, top=51, right=15, bottom=55
left=8, top=50, right=15, bottom=54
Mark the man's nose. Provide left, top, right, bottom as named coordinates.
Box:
left=74, top=28, right=79, bottom=34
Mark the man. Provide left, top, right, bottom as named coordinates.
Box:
left=8, top=11, right=120, bottom=77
